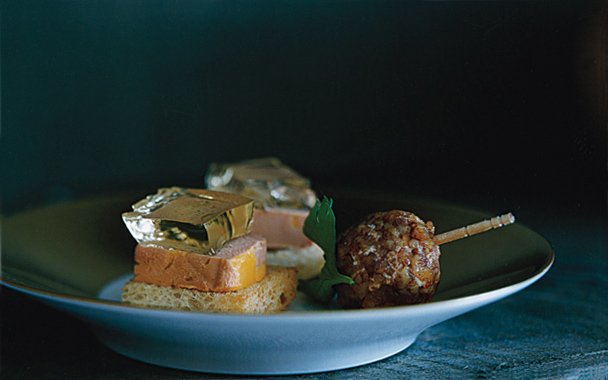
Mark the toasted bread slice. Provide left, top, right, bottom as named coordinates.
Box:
left=121, top=266, right=298, bottom=314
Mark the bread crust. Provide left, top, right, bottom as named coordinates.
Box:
left=122, top=266, right=298, bottom=314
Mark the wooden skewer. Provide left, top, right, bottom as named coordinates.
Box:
left=434, top=213, right=515, bottom=245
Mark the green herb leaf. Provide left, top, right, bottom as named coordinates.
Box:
left=298, top=197, right=354, bottom=304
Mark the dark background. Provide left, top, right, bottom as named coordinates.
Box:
left=2, top=1, right=605, bottom=218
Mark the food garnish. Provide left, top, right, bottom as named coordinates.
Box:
left=298, top=197, right=354, bottom=303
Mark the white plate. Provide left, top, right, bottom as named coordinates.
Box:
left=1, top=191, right=554, bottom=375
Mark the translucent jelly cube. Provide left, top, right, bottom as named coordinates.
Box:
left=122, top=187, right=254, bottom=254
left=204, top=158, right=316, bottom=210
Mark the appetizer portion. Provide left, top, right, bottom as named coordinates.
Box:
left=120, top=187, right=297, bottom=314
left=334, top=211, right=515, bottom=309
left=205, top=158, right=324, bottom=280
left=298, top=197, right=515, bottom=309
left=335, top=211, right=440, bottom=309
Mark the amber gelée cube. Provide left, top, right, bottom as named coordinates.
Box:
left=204, top=157, right=316, bottom=210
left=122, top=187, right=254, bottom=254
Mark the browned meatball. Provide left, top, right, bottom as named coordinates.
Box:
left=335, top=210, right=441, bottom=309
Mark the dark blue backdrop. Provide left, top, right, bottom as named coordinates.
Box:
left=2, top=1, right=605, bottom=217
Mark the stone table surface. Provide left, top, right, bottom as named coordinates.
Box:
left=1, top=197, right=606, bottom=380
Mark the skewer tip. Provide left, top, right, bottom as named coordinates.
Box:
left=434, top=212, right=516, bottom=245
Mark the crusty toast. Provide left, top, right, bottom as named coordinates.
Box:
left=122, top=266, right=298, bottom=314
